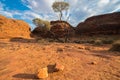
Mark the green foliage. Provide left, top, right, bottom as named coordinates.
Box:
left=94, top=40, right=103, bottom=46
left=52, top=1, right=69, bottom=20
left=52, top=2, right=69, bottom=12
left=102, top=39, right=114, bottom=44
left=33, top=18, right=42, bottom=26
left=109, top=40, right=120, bottom=52
left=32, top=18, right=51, bottom=31
left=43, top=21, right=51, bottom=31
left=37, top=39, right=46, bottom=43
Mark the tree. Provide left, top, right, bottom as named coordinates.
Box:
left=52, top=1, right=69, bottom=21
left=32, top=18, right=64, bottom=42
left=32, top=18, right=51, bottom=31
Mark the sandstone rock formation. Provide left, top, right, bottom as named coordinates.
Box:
left=31, top=26, right=51, bottom=38
left=0, top=15, right=31, bottom=39
left=76, top=12, right=120, bottom=35
left=50, top=21, right=75, bottom=38
left=32, top=20, right=75, bottom=38
left=32, top=27, right=44, bottom=37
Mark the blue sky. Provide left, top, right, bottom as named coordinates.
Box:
left=0, top=0, right=120, bottom=30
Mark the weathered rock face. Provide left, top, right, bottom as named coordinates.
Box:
left=50, top=21, right=75, bottom=38
left=0, top=15, right=31, bottom=39
left=32, top=27, right=43, bottom=37
left=32, top=21, right=75, bottom=38
left=31, top=27, right=51, bottom=38
left=76, top=12, right=120, bottom=35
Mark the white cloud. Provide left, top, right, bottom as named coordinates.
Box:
left=0, top=2, right=13, bottom=18
left=0, top=11, right=13, bottom=18
left=0, top=0, right=120, bottom=29
left=22, top=0, right=55, bottom=13
left=23, top=11, right=42, bottom=20
left=98, top=0, right=110, bottom=8
left=111, top=0, right=120, bottom=4
left=111, top=5, right=120, bottom=13
left=0, top=2, right=4, bottom=10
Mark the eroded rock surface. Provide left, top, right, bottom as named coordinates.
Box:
left=0, top=15, right=31, bottom=39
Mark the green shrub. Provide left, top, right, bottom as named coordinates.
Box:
left=94, top=40, right=103, bottom=46
left=109, top=40, right=120, bottom=52
left=102, top=39, right=114, bottom=44
left=87, top=40, right=95, bottom=44
left=37, top=39, right=48, bottom=43
left=32, top=18, right=51, bottom=31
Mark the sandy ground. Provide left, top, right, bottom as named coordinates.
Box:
left=0, top=39, right=120, bottom=80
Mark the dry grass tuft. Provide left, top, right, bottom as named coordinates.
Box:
left=109, top=40, right=120, bottom=52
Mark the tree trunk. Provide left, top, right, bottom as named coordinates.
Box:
left=60, top=11, right=62, bottom=21
left=48, top=31, right=63, bottom=42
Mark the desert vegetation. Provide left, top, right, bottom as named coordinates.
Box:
left=52, top=1, right=69, bottom=21
left=0, top=1, right=120, bottom=80
left=109, top=40, right=120, bottom=52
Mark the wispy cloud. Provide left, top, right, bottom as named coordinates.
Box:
left=0, top=11, right=13, bottom=18
left=0, top=2, right=13, bottom=18
left=0, top=0, right=120, bottom=28
left=0, top=2, right=4, bottom=10
left=97, top=0, right=110, bottom=8
left=21, top=0, right=55, bottom=13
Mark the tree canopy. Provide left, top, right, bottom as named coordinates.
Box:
left=32, top=18, right=51, bottom=31
left=52, top=1, right=69, bottom=21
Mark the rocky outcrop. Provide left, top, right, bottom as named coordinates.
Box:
left=50, top=21, right=75, bottom=38
left=0, top=15, right=31, bottom=39
left=32, top=27, right=44, bottom=37
left=32, top=21, right=75, bottom=38
left=76, top=12, right=120, bottom=35
left=31, top=27, right=51, bottom=38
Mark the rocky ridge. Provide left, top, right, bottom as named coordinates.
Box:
left=76, top=12, right=120, bottom=35
left=0, top=15, right=31, bottom=39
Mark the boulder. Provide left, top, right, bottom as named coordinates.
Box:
left=76, top=12, right=120, bottom=35
left=37, top=67, right=48, bottom=79
left=91, top=61, right=97, bottom=65
left=50, top=21, right=75, bottom=38
left=0, top=15, right=31, bottom=39
left=55, top=63, right=64, bottom=71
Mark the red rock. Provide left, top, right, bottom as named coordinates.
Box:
left=91, top=61, right=97, bottom=65
left=55, top=63, right=64, bottom=71
left=57, top=48, right=64, bottom=52
left=37, top=67, right=48, bottom=79
left=32, top=21, right=75, bottom=38
left=0, top=15, right=31, bottom=39
left=76, top=12, right=120, bottom=35
left=50, top=21, right=75, bottom=38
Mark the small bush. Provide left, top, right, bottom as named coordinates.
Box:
left=102, top=39, right=113, bottom=44
left=109, top=41, right=120, bottom=52
left=94, top=40, right=103, bottom=46
left=74, top=40, right=95, bottom=44
left=87, top=40, right=95, bottom=44
left=37, top=39, right=48, bottom=43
